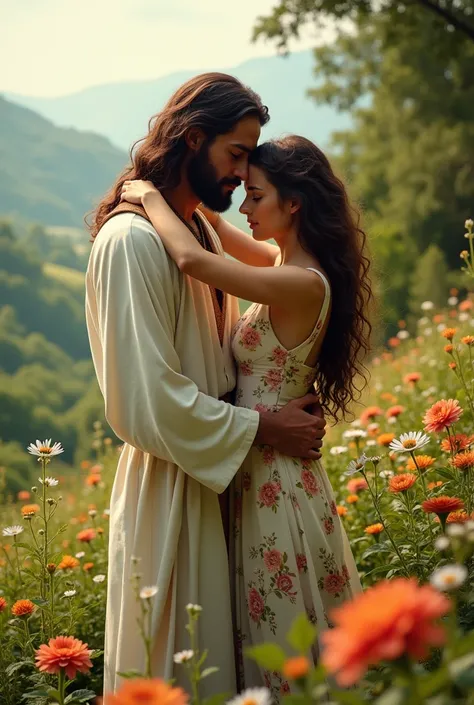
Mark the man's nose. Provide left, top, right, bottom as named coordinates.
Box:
left=234, top=163, right=248, bottom=182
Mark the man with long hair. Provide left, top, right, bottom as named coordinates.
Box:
left=86, top=73, right=325, bottom=695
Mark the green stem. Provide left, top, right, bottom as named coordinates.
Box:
left=57, top=669, right=65, bottom=705
left=188, top=616, right=201, bottom=705
left=13, top=536, right=23, bottom=588
left=410, top=452, right=435, bottom=543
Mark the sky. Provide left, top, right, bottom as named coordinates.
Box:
left=2, top=0, right=319, bottom=97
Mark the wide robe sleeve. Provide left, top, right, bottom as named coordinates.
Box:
left=85, top=216, right=259, bottom=493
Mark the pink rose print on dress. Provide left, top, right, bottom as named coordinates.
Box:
left=330, top=500, right=338, bottom=516
left=270, top=346, right=288, bottom=367
left=301, top=469, right=320, bottom=497
left=263, top=549, right=283, bottom=573
left=254, top=403, right=270, bottom=413
left=324, top=572, right=346, bottom=596
left=280, top=682, right=291, bottom=695
left=248, top=587, right=265, bottom=623
left=303, top=371, right=316, bottom=388
left=264, top=672, right=272, bottom=689
left=262, top=446, right=275, bottom=466
left=243, top=472, right=251, bottom=491
left=241, top=325, right=262, bottom=351
left=264, top=368, right=284, bottom=392
left=296, top=553, right=307, bottom=573
left=240, top=360, right=253, bottom=376
left=342, top=563, right=350, bottom=584
left=323, top=517, right=335, bottom=535
left=234, top=495, right=242, bottom=519
left=275, top=573, right=295, bottom=595
left=257, top=482, right=280, bottom=509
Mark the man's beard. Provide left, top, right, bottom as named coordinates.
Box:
left=187, top=143, right=241, bottom=212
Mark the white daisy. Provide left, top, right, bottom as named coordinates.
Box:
left=345, top=454, right=369, bottom=476
left=2, top=525, right=24, bottom=537
left=459, top=312, right=470, bottom=322
left=448, top=296, right=458, bottom=306
left=421, top=301, right=434, bottom=311
left=88, top=509, right=97, bottom=517
left=329, top=446, right=349, bottom=456
left=227, top=688, right=272, bottom=705
left=389, top=432, right=430, bottom=454
left=173, top=650, right=194, bottom=664
left=185, top=603, right=202, bottom=615
left=93, top=574, right=106, bottom=583
left=75, top=551, right=85, bottom=559
left=38, top=477, right=59, bottom=487
left=140, top=585, right=158, bottom=599
left=366, top=440, right=377, bottom=447
left=342, top=429, right=367, bottom=440
left=27, top=439, right=64, bottom=459
left=379, top=470, right=394, bottom=479
left=446, top=524, right=465, bottom=538
left=430, top=564, right=468, bottom=591
left=466, top=219, right=474, bottom=230
left=434, top=536, right=450, bottom=552
left=397, top=330, right=409, bottom=340
left=418, top=317, right=430, bottom=326
left=64, top=590, right=77, bottom=598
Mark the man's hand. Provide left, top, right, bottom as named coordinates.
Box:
left=254, top=392, right=327, bottom=459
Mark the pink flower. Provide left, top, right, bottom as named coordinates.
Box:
left=258, top=482, right=280, bottom=508
left=243, top=472, right=251, bottom=491
left=324, top=573, right=346, bottom=595
left=262, top=446, right=275, bottom=466
left=275, top=573, right=294, bottom=594
left=296, top=554, right=307, bottom=573
left=240, top=361, right=253, bottom=376
left=248, top=587, right=265, bottom=622
left=271, top=347, right=288, bottom=367
left=264, top=368, right=284, bottom=392
left=264, top=549, right=283, bottom=573
left=241, top=326, right=262, bottom=350
left=301, top=469, right=320, bottom=496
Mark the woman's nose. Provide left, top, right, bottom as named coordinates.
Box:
left=239, top=201, right=250, bottom=215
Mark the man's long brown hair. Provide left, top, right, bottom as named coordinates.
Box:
left=87, top=73, right=269, bottom=239
left=250, top=136, right=373, bottom=421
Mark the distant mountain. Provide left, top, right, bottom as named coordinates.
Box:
left=0, top=96, right=127, bottom=226
left=7, top=51, right=350, bottom=153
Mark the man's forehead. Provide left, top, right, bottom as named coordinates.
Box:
left=227, top=116, right=261, bottom=150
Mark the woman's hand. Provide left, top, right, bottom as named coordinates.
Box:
left=121, top=179, right=158, bottom=205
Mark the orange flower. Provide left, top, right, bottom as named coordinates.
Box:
left=86, top=474, right=101, bottom=487
left=365, top=523, right=384, bottom=535
left=444, top=344, right=453, bottom=354
left=80, top=460, right=91, bottom=470
left=0, top=597, right=7, bottom=612
left=377, top=433, right=395, bottom=447
left=58, top=555, right=80, bottom=570
left=404, top=372, right=421, bottom=385
left=446, top=511, right=470, bottom=524
left=90, top=464, right=103, bottom=474
left=388, top=337, right=400, bottom=348
left=12, top=599, right=35, bottom=617
left=440, top=433, right=474, bottom=453
left=386, top=405, right=404, bottom=418
left=451, top=450, right=474, bottom=471
left=347, top=478, right=368, bottom=493
left=381, top=393, right=397, bottom=403
left=47, top=563, right=56, bottom=574
left=389, top=474, right=417, bottom=493
left=17, top=490, right=31, bottom=501
left=21, top=503, right=40, bottom=517
left=360, top=406, right=383, bottom=424
left=433, top=314, right=444, bottom=324
left=321, top=578, right=450, bottom=686
left=461, top=335, right=474, bottom=346
left=422, top=496, right=464, bottom=516
left=406, top=455, right=435, bottom=472
left=83, top=562, right=94, bottom=571
left=423, top=399, right=463, bottom=433
left=104, top=678, right=189, bottom=705
left=427, top=481, right=443, bottom=490
left=77, top=529, right=96, bottom=543
left=337, top=506, right=348, bottom=517
left=283, top=655, right=310, bottom=679
left=459, top=299, right=473, bottom=311
left=346, top=494, right=359, bottom=504
left=449, top=362, right=457, bottom=370
left=441, top=328, right=457, bottom=341
left=35, top=636, right=92, bottom=679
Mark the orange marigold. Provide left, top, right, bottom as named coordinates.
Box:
left=406, top=455, right=435, bottom=472
left=337, top=506, right=348, bottom=517
left=12, top=599, right=35, bottom=617
left=321, top=578, right=450, bottom=686
left=461, top=335, right=474, bottom=346
left=404, top=372, right=421, bottom=384
left=444, top=344, right=453, bottom=354
left=17, top=490, right=31, bottom=501
left=449, top=362, right=457, bottom=370
left=35, top=635, right=92, bottom=679
left=0, top=597, right=7, bottom=612
left=346, top=494, right=359, bottom=504
left=80, top=460, right=91, bottom=470
left=58, top=555, right=80, bottom=570
left=381, top=392, right=397, bottom=403
left=423, top=399, right=463, bottom=433
left=365, top=523, right=384, bottom=535
left=77, top=529, right=96, bottom=543
left=104, top=678, right=189, bottom=705
left=389, top=474, right=417, bottom=493
left=451, top=450, right=474, bottom=471
left=446, top=511, right=470, bottom=524
left=86, top=474, right=101, bottom=487
left=360, top=406, right=383, bottom=424
left=386, top=405, right=404, bottom=418
left=388, top=337, right=400, bottom=348
left=441, top=328, right=457, bottom=341
left=347, top=478, right=369, bottom=493
left=422, top=496, right=464, bottom=516
left=459, top=299, right=473, bottom=311
left=21, top=503, right=40, bottom=517
left=282, top=655, right=311, bottom=679
left=428, top=481, right=444, bottom=490
left=377, top=433, right=396, bottom=447
left=83, top=562, right=94, bottom=572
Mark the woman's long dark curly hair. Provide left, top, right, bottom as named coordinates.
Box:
left=249, top=136, right=373, bottom=421
left=87, top=72, right=269, bottom=239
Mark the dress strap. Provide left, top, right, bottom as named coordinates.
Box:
left=306, top=267, right=331, bottom=343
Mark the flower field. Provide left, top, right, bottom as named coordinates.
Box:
left=1, top=223, right=474, bottom=704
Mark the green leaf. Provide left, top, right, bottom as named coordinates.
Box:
left=31, top=597, right=49, bottom=607
left=116, top=669, right=144, bottom=679
left=280, top=695, right=306, bottom=705
left=47, top=688, right=62, bottom=700
left=286, top=613, right=317, bottom=653
left=374, top=686, right=410, bottom=705
left=245, top=643, right=286, bottom=671
left=200, top=667, right=219, bottom=680
left=5, top=660, right=33, bottom=676
left=449, top=653, right=474, bottom=689
left=64, top=689, right=97, bottom=704
left=202, top=693, right=231, bottom=705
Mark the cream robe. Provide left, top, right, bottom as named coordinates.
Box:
left=85, top=212, right=259, bottom=695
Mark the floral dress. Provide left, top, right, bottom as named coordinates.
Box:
left=230, top=268, right=362, bottom=699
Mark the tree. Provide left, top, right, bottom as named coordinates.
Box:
left=408, top=244, right=450, bottom=315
